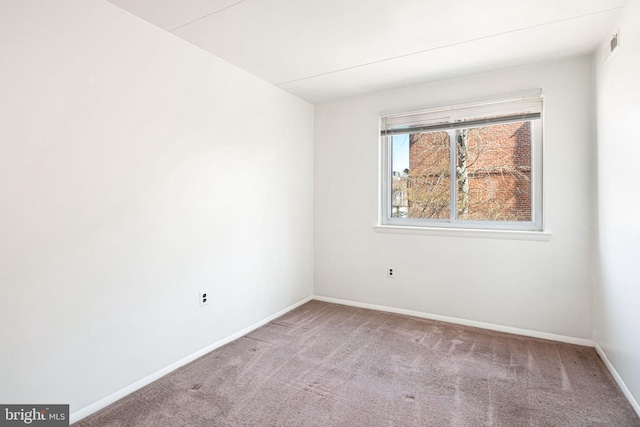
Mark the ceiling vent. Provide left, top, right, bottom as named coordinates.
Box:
left=605, top=29, right=620, bottom=64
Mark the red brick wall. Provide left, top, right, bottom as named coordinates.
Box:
left=405, top=121, right=531, bottom=221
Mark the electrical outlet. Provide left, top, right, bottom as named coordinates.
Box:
left=199, top=289, right=209, bottom=307
left=387, top=267, right=396, bottom=278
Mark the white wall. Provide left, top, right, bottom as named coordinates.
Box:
left=5, top=0, right=638, bottom=418
left=594, top=0, right=640, bottom=409
left=315, top=57, right=595, bottom=339
left=0, top=0, right=313, bottom=417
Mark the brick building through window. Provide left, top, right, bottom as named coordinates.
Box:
left=392, top=121, right=532, bottom=222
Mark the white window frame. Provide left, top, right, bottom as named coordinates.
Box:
left=379, top=91, right=544, bottom=232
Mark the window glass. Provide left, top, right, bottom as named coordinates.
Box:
left=382, top=94, right=542, bottom=231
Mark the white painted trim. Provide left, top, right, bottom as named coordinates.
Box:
left=594, top=342, right=640, bottom=418
left=70, top=295, right=313, bottom=424
left=313, top=296, right=593, bottom=347
left=70, top=295, right=640, bottom=424
left=374, top=225, right=552, bottom=241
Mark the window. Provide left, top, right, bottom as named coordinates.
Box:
left=380, top=92, right=543, bottom=231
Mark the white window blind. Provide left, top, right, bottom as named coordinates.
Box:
left=381, top=91, right=543, bottom=136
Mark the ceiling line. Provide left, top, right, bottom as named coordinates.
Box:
left=276, top=6, right=622, bottom=87
left=169, top=0, right=247, bottom=32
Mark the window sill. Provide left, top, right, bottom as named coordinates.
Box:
left=374, top=225, right=552, bottom=241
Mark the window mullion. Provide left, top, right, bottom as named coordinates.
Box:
left=382, top=135, right=392, bottom=222
left=449, top=129, right=457, bottom=223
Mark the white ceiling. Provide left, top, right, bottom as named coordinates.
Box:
left=106, top=0, right=624, bottom=103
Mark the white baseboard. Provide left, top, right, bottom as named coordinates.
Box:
left=313, top=295, right=594, bottom=347
left=71, top=295, right=640, bottom=423
left=317, top=296, right=640, bottom=417
left=594, top=343, right=640, bottom=417
left=70, top=295, right=313, bottom=424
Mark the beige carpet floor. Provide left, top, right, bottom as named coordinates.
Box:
left=75, top=301, right=640, bottom=426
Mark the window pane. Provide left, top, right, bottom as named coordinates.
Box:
left=391, top=135, right=410, bottom=218
left=381, top=94, right=542, bottom=230
left=392, top=132, right=451, bottom=219
left=455, top=122, right=532, bottom=221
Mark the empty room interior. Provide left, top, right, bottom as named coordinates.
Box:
left=1, top=0, right=639, bottom=425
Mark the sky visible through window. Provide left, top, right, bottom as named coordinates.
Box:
left=392, top=135, right=410, bottom=173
